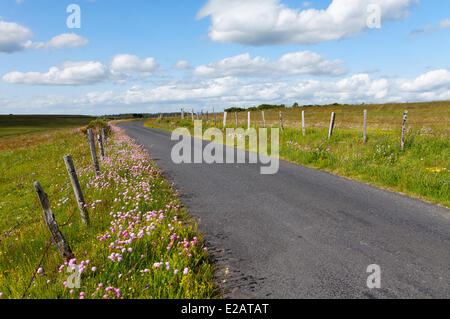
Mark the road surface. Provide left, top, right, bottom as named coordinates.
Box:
left=119, top=121, right=449, bottom=299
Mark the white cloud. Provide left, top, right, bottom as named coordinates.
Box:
left=0, top=20, right=88, bottom=53
left=93, top=69, right=450, bottom=106
left=410, top=18, right=450, bottom=38
left=3, top=54, right=161, bottom=85
left=45, top=33, right=89, bottom=50
left=111, top=54, right=159, bottom=73
left=7, top=69, right=449, bottom=114
left=174, top=60, right=191, bottom=70
left=197, top=0, right=414, bottom=45
left=0, top=21, right=33, bottom=52
left=440, top=19, right=450, bottom=28
left=398, top=69, right=450, bottom=91
left=193, top=51, right=347, bottom=78
left=2, top=61, right=112, bottom=85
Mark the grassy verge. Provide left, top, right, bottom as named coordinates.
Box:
left=0, top=124, right=215, bottom=299
left=144, top=105, right=449, bottom=207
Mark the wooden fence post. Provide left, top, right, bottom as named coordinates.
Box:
left=87, top=129, right=100, bottom=176
left=235, top=112, right=238, bottom=128
left=63, top=155, right=89, bottom=225
left=363, top=109, right=367, bottom=143
left=34, top=181, right=75, bottom=262
left=214, top=108, right=217, bottom=127
left=302, top=110, right=306, bottom=136
left=279, top=111, right=284, bottom=131
left=97, top=134, right=105, bottom=158
left=191, top=109, right=194, bottom=122
left=328, top=112, right=336, bottom=139
left=401, top=110, right=408, bottom=150
left=181, top=108, right=185, bottom=120
left=248, top=112, right=251, bottom=130
left=262, top=111, right=266, bottom=128
left=206, top=111, right=209, bottom=124
left=223, top=112, right=227, bottom=129
left=101, top=128, right=107, bottom=147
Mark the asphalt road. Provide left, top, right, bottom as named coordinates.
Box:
left=119, top=121, right=450, bottom=299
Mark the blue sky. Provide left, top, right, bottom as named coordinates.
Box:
left=0, top=0, right=449, bottom=115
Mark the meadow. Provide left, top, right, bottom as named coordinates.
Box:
left=0, top=115, right=94, bottom=137
left=146, top=101, right=449, bottom=207
left=0, top=120, right=215, bottom=299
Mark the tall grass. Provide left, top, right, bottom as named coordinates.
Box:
left=0, top=125, right=215, bottom=299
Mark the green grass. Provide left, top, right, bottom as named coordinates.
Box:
left=0, top=125, right=215, bottom=299
left=145, top=101, right=449, bottom=207
left=0, top=115, right=94, bottom=137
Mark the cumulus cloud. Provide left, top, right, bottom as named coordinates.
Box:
left=409, top=18, right=450, bottom=38
left=106, top=69, right=450, bottom=106
left=398, top=69, right=450, bottom=91
left=0, top=20, right=33, bottom=53
left=193, top=51, right=347, bottom=78
left=2, top=61, right=112, bottom=85
left=8, top=68, right=448, bottom=114
left=174, top=60, right=191, bottom=70
left=3, top=54, right=161, bottom=85
left=0, top=20, right=88, bottom=53
left=45, top=33, right=89, bottom=50
left=111, top=54, right=159, bottom=73
left=197, top=0, right=415, bottom=45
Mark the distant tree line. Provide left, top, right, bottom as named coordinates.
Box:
left=99, top=102, right=351, bottom=119
left=224, top=102, right=348, bottom=112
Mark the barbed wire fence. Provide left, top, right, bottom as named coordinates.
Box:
left=0, top=128, right=108, bottom=299
left=173, top=107, right=448, bottom=151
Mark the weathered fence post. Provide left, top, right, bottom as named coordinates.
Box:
left=97, top=134, right=105, bottom=158
left=248, top=112, right=251, bottom=130
left=279, top=111, right=284, bottom=131
left=235, top=112, right=238, bottom=128
left=302, top=110, right=306, bottom=136
left=206, top=111, right=209, bottom=124
left=328, top=112, right=336, bottom=139
left=87, top=129, right=100, bottom=176
left=181, top=108, right=185, bottom=120
left=401, top=110, right=408, bottom=151
left=214, top=108, right=217, bottom=127
left=262, top=111, right=266, bottom=128
left=191, top=109, right=194, bottom=122
left=34, top=181, right=75, bottom=262
left=363, top=109, right=368, bottom=143
left=101, top=128, right=107, bottom=147
left=63, top=155, right=89, bottom=225
left=223, top=112, right=227, bottom=129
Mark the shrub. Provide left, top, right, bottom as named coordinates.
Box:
left=83, top=119, right=112, bottom=137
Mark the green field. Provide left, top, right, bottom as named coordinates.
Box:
left=0, top=115, right=94, bottom=137
left=0, top=121, right=215, bottom=299
left=146, top=101, right=450, bottom=207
